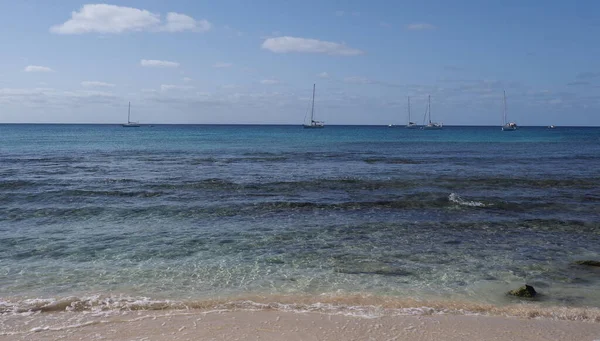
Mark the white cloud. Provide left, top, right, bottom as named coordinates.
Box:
left=261, top=36, right=364, bottom=56
left=260, top=79, right=280, bottom=85
left=161, top=84, right=194, bottom=91
left=81, top=81, right=115, bottom=88
left=0, top=87, right=118, bottom=107
left=51, top=4, right=159, bottom=34
left=24, top=65, right=54, bottom=73
left=318, top=72, right=330, bottom=79
left=161, top=12, right=211, bottom=32
left=50, top=4, right=211, bottom=34
left=213, top=62, right=233, bottom=68
left=407, top=23, right=436, bottom=31
left=183, top=77, right=193, bottom=82
left=141, top=59, right=179, bottom=68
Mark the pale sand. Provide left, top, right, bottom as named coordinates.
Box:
left=2, top=310, right=600, bottom=341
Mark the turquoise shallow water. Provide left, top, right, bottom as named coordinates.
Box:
left=0, top=124, right=599, bottom=313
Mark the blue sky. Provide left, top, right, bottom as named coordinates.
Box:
left=1, top=0, right=599, bottom=125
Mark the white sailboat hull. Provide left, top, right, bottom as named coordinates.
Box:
left=422, top=123, right=443, bottom=130
left=303, top=123, right=324, bottom=129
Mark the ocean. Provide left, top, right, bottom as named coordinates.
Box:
left=1, top=124, right=600, bottom=318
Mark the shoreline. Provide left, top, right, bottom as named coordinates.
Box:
left=2, top=308, right=600, bottom=341
left=3, top=294, right=600, bottom=322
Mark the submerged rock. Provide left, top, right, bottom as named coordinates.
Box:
left=509, top=285, right=537, bottom=298
left=574, top=260, right=600, bottom=267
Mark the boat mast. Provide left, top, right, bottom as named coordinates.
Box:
left=408, top=96, right=411, bottom=124
left=428, top=95, right=432, bottom=124
left=503, top=90, right=507, bottom=126
left=128, top=102, right=131, bottom=124
left=311, top=84, right=316, bottom=123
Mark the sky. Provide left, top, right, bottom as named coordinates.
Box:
left=0, top=0, right=599, bottom=125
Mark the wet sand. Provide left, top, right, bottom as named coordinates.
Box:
left=2, top=309, right=600, bottom=341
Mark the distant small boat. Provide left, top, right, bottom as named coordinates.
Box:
left=501, top=91, right=517, bottom=131
left=303, top=84, right=324, bottom=129
left=122, top=102, right=140, bottom=127
left=422, top=95, right=442, bottom=130
left=548, top=125, right=556, bottom=129
left=406, top=96, right=419, bottom=129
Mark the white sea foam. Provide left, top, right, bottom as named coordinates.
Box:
left=0, top=294, right=187, bottom=315
left=448, top=193, right=488, bottom=207
left=2, top=294, right=600, bottom=326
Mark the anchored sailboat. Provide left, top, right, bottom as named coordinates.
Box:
left=406, top=96, right=419, bottom=129
left=122, top=102, right=140, bottom=127
left=303, top=84, right=324, bottom=128
left=422, top=95, right=443, bottom=130
left=501, top=90, right=517, bottom=131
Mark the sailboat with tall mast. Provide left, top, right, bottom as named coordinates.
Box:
left=406, top=96, right=419, bottom=129
left=303, top=84, right=324, bottom=128
left=422, top=95, right=443, bottom=130
left=501, top=90, right=517, bottom=131
left=122, top=102, right=140, bottom=127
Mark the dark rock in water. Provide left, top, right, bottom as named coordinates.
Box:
left=574, top=260, right=600, bottom=267
left=509, top=285, right=537, bottom=298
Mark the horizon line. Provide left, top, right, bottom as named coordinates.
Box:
left=0, top=123, right=597, bottom=128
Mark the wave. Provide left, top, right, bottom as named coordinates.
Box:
left=3, top=175, right=600, bottom=194
left=62, top=189, right=163, bottom=198
left=438, top=177, right=600, bottom=189
left=448, top=193, right=488, bottom=207
left=133, top=177, right=600, bottom=193
left=363, top=158, right=425, bottom=164
left=0, top=180, right=38, bottom=189
left=189, top=156, right=290, bottom=164
left=0, top=196, right=467, bottom=222
left=3, top=194, right=599, bottom=223
left=1, top=294, right=599, bottom=322
left=0, top=156, right=85, bottom=164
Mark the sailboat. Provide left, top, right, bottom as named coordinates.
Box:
left=303, top=84, right=324, bottom=128
left=122, top=102, right=140, bottom=127
left=405, top=96, right=419, bottom=129
left=422, top=95, right=443, bottom=130
left=501, top=90, right=517, bottom=131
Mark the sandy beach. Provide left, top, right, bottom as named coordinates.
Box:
left=2, top=309, right=600, bottom=341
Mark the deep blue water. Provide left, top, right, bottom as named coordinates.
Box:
left=1, top=124, right=599, bottom=311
